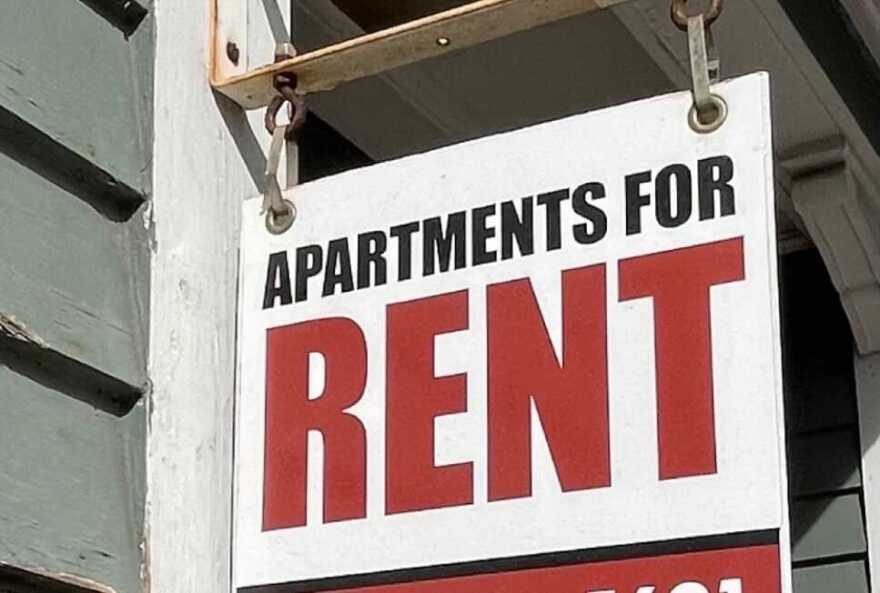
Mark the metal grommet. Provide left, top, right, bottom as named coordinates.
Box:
left=671, top=0, right=723, bottom=31
left=688, top=93, right=727, bottom=134
left=265, top=199, right=297, bottom=235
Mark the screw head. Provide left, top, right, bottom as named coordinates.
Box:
left=226, top=41, right=241, bottom=65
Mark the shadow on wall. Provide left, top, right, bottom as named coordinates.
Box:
left=780, top=249, right=866, bottom=562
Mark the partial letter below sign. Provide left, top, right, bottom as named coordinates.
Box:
left=235, top=73, right=789, bottom=592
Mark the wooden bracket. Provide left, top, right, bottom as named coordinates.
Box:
left=784, top=142, right=880, bottom=355
left=210, top=0, right=629, bottom=110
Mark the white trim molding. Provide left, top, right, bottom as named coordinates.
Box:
left=857, top=352, right=880, bottom=592
left=146, top=1, right=288, bottom=591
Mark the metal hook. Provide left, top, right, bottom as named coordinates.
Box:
left=264, top=72, right=307, bottom=140
left=262, top=124, right=297, bottom=234
left=675, top=2, right=727, bottom=133
left=671, top=0, right=723, bottom=31
left=261, top=43, right=305, bottom=234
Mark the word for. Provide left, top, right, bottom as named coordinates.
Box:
left=262, top=156, right=735, bottom=307
left=261, top=238, right=744, bottom=530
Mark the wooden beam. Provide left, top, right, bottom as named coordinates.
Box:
left=211, top=0, right=627, bottom=109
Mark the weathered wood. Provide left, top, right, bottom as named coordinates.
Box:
left=0, top=149, right=147, bottom=400
left=147, top=0, right=285, bottom=590
left=0, top=106, right=143, bottom=221
left=0, top=2, right=152, bottom=200
left=791, top=494, right=867, bottom=562
left=789, top=428, right=861, bottom=496
left=0, top=367, right=144, bottom=593
left=213, top=0, right=626, bottom=109
left=793, top=561, right=869, bottom=593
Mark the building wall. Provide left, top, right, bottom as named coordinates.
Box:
left=0, top=3, right=866, bottom=592
left=0, top=2, right=151, bottom=592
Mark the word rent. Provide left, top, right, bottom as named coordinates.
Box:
left=263, top=235, right=744, bottom=530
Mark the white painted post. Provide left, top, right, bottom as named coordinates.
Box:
left=857, top=353, right=880, bottom=592
left=146, top=1, right=289, bottom=590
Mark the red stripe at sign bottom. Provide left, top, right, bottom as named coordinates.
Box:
left=327, top=545, right=781, bottom=593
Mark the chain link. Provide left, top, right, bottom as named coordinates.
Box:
left=261, top=45, right=305, bottom=234
left=671, top=0, right=723, bottom=31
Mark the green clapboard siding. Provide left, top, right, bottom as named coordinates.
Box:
left=0, top=149, right=147, bottom=397
left=792, top=494, right=867, bottom=562
left=794, top=561, right=869, bottom=593
left=0, top=366, right=144, bottom=593
left=0, top=1, right=152, bottom=200
left=789, top=428, right=861, bottom=496
left=0, top=2, right=151, bottom=591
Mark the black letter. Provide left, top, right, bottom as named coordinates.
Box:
left=501, top=197, right=535, bottom=260
left=572, top=182, right=607, bottom=244
left=656, top=164, right=692, bottom=228
left=357, top=231, right=387, bottom=289
left=423, top=211, right=467, bottom=276
left=698, top=156, right=735, bottom=220
left=625, top=171, right=652, bottom=235
left=472, top=204, right=497, bottom=266
left=390, top=221, right=420, bottom=281
left=263, top=251, right=292, bottom=309
left=294, top=245, right=323, bottom=303
left=322, top=238, right=355, bottom=297
left=537, top=189, right=570, bottom=251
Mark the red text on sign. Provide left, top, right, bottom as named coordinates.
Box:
left=262, top=238, right=744, bottom=531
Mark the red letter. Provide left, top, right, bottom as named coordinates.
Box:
left=619, top=237, right=745, bottom=480
left=263, top=318, right=367, bottom=530
left=488, top=265, right=609, bottom=501
left=386, top=291, right=473, bottom=514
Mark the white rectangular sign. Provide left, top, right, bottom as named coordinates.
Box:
left=235, top=73, right=788, bottom=592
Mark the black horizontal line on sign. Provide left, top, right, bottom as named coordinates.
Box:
left=238, top=529, right=779, bottom=593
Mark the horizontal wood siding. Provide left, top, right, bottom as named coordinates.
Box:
left=0, top=369, right=144, bottom=592
left=789, top=429, right=861, bottom=496
left=793, top=561, right=869, bottom=593
left=783, top=250, right=869, bottom=592
left=792, top=494, right=867, bottom=562
left=0, top=2, right=152, bottom=200
left=0, top=150, right=147, bottom=397
left=0, top=2, right=151, bottom=591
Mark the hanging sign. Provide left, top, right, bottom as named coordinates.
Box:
left=235, top=73, right=789, bottom=593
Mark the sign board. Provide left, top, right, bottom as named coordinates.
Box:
left=235, top=73, right=788, bottom=593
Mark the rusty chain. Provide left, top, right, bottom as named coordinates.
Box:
left=264, top=44, right=307, bottom=141
left=261, top=45, right=305, bottom=234
left=670, top=0, right=723, bottom=31
left=265, top=72, right=307, bottom=140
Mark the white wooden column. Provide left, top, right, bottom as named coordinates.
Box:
left=146, top=1, right=288, bottom=590
left=857, top=353, right=880, bottom=591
